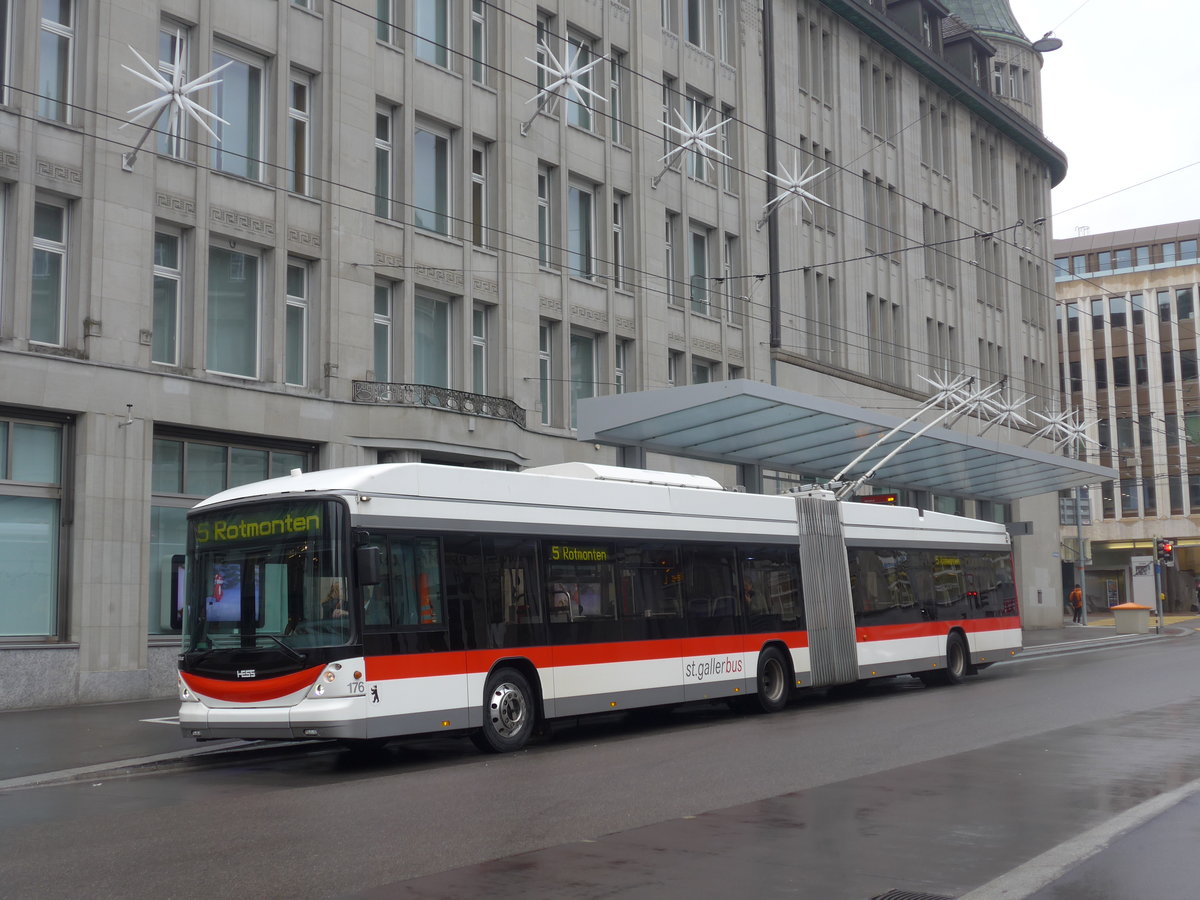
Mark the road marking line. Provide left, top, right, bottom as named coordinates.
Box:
left=959, top=776, right=1200, bottom=899
left=139, top=716, right=180, bottom=725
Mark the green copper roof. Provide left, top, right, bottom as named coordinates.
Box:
left=940, top=0, right=1029, bottom=42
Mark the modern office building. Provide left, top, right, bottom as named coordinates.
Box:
left=0, top=0, right=1079, bottom=709
left=1054, top=222, right=1200, bottom=612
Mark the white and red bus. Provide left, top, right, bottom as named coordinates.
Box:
left=178, top=462, right=1020, bottom=752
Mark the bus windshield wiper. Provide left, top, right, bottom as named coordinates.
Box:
left=261, top=634, right=307, bottom=662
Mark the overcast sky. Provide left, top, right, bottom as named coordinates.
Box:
left=1007, top=0, right=1200, bottom=240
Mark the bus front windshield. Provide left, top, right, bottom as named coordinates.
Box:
left=184, top=500, right=351, bottom=654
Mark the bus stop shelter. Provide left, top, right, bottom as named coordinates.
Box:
left=576, top=380, right=1114, bottom=502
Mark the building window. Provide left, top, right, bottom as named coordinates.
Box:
left=536, top=12, right=554, bottom=93
left=609, top=50, right=627, bottom=145
left=662, top=75, right=678, bottom=156
left=662, top=0, right=679, bottom=34
left=685, top=0, right=708, bottom=49
left=685, top=93, right=713, bottom=181
left=0, top=416, right=64, bottom=638
left=285, top=261, right=308, bottom=386
left=210, top=45, right=265, bottom=181
left=38, top=0, right=74, bottom=121
left=472, top=306, right=488, bottom=395
left=157, top=24, right=189, bottom=157
left=570, top=332, right=596, bottom=429
left=471, top=140, right=489, bottom=247
left=415, top=0, right=449, bottom=68
left=414, top=293, right=450, bottom=387
left=611, top=193, right=626, bottom=290
left=615, top=339, right=631, bottom=394
left=667, top=351, right=682, bottom=386
left=665, top=212, right=679, bottom=306
left=537, top=163, right=554, bottom=267
left=206, top=246, right=260, bottom=378
left=565, top=31, right=596, bottom=131
left=471, top=0, right=487, bottom=84
left=567, top=182, right=594, bottom=279
left=373, top=282, right=393, bottom=382
left=377, top=0, right=397, bottom=43
left=724, top=234, right=742, bottom=324
left=287, top=73, right=312, bottom=195
left=31, top=199, right=68, bottom=346
left=716, top=0, right=731, bottom=63
left=1178, top=287, right=1195, bottom=320
left=149, top=435, right=310, bottom=634
left=375, top=105, right=395, bottom=218
left=539, top=322, right=555, bottom=425
left=0, top=0, right=12, bottom=106
left=689, top=224, right=711, bottom=315
left=720, top=105, right=736, bottom=192
left=692, top=359, right=715, bottom=384
left=152, top=231, right=182, bottom=366
left=413, top=125, right=450, bottom=235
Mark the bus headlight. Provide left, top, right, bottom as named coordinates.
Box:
left=324, top=670, right=337, bottom=683
left=178, top=677, right=193, bottom=702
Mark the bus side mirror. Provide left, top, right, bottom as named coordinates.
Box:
left=357, top=546, right=382, bottom=586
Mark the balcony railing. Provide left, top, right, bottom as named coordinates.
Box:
left=352, top=381, right=527, bottom=428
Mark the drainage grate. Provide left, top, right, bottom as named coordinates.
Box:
left=869, top=892, right=956, bottom=900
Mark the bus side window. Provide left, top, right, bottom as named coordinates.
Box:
left=388, top=537, right=444, bottom=627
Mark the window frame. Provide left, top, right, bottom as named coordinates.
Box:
left=37, top=0, right=74, bottom=122
left=472, top=304, right=488, bottom=395
left=156, top=23, right=190, bottom=158
left=567, top=180, right=595, bottom=280
left=689, top=224, right=711, bottom=315
left=375, top=104, right=396, bottom=219
left=284, top=259, right=309, bottom=386
left=413, top=292, right=451, bottom=388
left=471, top=139, right=490, bottom=247
left=205, top=243, right=262, bottom=379
left=373, top=280, right=394, bottom=382
left=414, top=0, right=450, bottom=69
left=287, top=71, right=313, bottom=196
left=31, top=197, right=69, bottom=347
left=209, top=42, right=267, bottom=182
left=471, top=0, right=488, bottom=84
left=413, top=122, right=452, bottom=236
left=152, top=229, right=183, bottom=366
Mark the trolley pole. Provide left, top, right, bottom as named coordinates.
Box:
left=1075, top=486, right=1088, bottom=626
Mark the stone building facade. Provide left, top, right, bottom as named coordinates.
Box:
left=0, top=0, right=1066, bottom=708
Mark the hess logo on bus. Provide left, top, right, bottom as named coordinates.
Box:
left=237, top=669, right=256, bottom=679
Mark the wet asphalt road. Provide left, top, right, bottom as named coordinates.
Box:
left=2, top=634, right=1200, bottom=899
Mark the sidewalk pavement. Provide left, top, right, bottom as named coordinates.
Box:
left=2, top=616, right=1197, bottom=788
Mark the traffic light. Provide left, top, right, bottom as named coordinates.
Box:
left=1156, top=537, right=1175, bottom=566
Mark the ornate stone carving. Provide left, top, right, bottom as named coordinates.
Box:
left=287, top=228, right=321, bottom=249
left=353, top=381, right=527, bottom=429
left=414, top=266, right=465, bottom=289
left=155, top=193, right=196, bottom=219
left=36, top=159, right=82, bottom=185
left=210, top=206, right=275, bottom=239
left=473, top=278, right=499, bottom=296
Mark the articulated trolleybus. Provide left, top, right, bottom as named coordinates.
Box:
left=178, top=462, right=1020, bottom=752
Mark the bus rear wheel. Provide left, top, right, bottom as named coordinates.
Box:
left=921, top=634, right=968, bottom=686
left=471, top=667, right=535, bottom=753
left=752, top=647, right=790, bottom=713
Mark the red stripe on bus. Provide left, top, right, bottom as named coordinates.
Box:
left=365, top=633, right=811, bottom=681
left=855, top=617, right=1020, bottom=641
left=181, top=665, right=326, bottom=702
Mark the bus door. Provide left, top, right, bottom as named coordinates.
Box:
left=361, top=535, right=464, bottom=737
left=794, top=495, right=858, bottom=687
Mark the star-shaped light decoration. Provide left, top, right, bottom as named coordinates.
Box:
left=520, top=38, right=607, bottom=136
left=1026, top=407, right=1100, bottom=454
left=119, top=37, right=231, bottom=172
left=756, top=154, right=828, bottom=231
left=976, top=387, right=1033, bottom=437
left=651, top=107, right=731, bottom=188
left=917, top=370, right=975, bottom=410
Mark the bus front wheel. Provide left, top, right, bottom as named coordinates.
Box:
left=472, top=667, right=535, bottom=753
left=752, top=647, right=790, bottom=713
